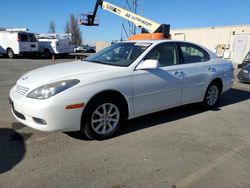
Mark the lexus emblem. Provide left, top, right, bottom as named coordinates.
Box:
left=22, top=76, right=28, bottom=80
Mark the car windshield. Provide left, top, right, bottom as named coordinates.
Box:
left=245, top=52, right=250, bottom=61
left=85, top=42, right=152, bottom=67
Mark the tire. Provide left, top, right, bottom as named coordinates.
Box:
left=7, top=49, right=15, bottom=58
left=202, top=82, right=221, bottom=108
left=237, top=71, right=243, bottom=82
left=44, top=49, right=51, bottom=58
left=81, top=97, right=126, bottom=140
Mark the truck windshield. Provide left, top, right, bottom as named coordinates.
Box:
left=85, top=42, right=152, bottom=67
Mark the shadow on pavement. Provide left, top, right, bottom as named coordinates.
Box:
left=0, top=128, right=26, bottom=174
left=220, top=88, right=250, bottom=107
left=119, top=88, right=249, bottom=136
left=67, top=88, right=250, bottom=140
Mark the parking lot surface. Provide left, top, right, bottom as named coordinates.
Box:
left=0, top=58, right=250, bottom=188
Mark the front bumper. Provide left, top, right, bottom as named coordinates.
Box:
left=9, top=86, right=84, bottom=132
left=238, top=71, right=250, bottom=83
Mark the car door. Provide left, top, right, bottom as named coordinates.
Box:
left=177, top=42, right=213, bottom=104
left=133, top=42, right=184, bottom=116
left=27, top=33, right=38, bottom=52
left=18, top=33, right=30, bottom=52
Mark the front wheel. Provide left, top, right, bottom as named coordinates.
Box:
left=203, top=82, right=221, bottom=108
left=81, top=98, right=126, bottom=140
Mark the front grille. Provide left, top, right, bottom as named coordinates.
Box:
left=16, top=85, right=29, bottom=96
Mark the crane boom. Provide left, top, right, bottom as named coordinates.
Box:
left=79, top=0, right=170, bottom=40
left=102, top=1, right=160, bottom=33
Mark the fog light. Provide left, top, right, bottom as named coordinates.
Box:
left=33, top=117, right=47, bottom=125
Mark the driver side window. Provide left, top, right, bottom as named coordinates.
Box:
left=144, top=43, right=178, bottom=67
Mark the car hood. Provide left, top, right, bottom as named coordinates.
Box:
left=16, top=61, right=121, bottom=88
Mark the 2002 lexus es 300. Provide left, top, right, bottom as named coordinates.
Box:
left=10, top=40, right=234, bottom=139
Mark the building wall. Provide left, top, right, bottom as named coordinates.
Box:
left=171, top=25, right=250, bottom=64
left=96, top=41, right=111, bottom=52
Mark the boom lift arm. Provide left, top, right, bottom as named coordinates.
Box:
left=79, top=0, right=170, bottom=40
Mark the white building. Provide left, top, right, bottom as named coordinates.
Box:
left=171, top=24, right=250, bottom=65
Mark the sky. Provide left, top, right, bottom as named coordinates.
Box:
left=0, top=0, right=250, bottom=44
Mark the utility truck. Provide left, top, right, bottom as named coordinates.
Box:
left=0, top=28, right=39, bottom=58
left=78, top=0, right=171, bottom=40
left=36, top=33, right=74, bottom=57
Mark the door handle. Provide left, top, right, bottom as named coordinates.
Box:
left=208, top=67, right=216, bottom=72
left=174, top=70, right=184, bottom=77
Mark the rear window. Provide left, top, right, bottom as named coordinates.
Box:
left=28, top=34, right=37, bottom=42
left=179, top=42, right=210, bottom=64
left=18, top=33, right=29, bottom=42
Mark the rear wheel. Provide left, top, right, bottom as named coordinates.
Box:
left=7, top=48, right=15, bottom=58
left=81, top=97, right=126, bottom=140
left=203, top=82, right=221, bottom=108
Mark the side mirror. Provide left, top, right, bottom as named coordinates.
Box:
left=136, top=59, right=159, bottom=70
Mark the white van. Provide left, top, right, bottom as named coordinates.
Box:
left=0, top=28, right=39, bottom=58
left=36, top=33, right=74, bottom=57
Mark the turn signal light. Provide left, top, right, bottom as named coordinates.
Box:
left=65, top=103, right=85, bottom=109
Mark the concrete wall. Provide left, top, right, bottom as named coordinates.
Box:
left=96, top=41, right=111, bottom=52
left=171, top=25, right=250, bottom=64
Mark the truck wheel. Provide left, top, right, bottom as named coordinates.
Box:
left=7, top=49, right=15, bottom=58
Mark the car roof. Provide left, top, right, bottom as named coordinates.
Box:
left=122, top=40, right=218, bottom=59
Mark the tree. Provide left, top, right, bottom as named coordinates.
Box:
left=48, top=21, right=56, bottom=33
left=66, top=14, right=82, bottom=45
left=65, top=21, right=71, bottom=34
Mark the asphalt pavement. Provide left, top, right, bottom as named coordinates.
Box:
left=0, top=57, right=250, bottom=188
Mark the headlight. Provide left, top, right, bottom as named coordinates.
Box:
left=27, top=79, right=80, bottom=99
left=243, top=69, right=249, bottom=74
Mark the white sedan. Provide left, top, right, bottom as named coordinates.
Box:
left=9, top=40, right=234, bottom=139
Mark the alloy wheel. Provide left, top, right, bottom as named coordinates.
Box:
left=91, top=103, right=120, bottom=135
left=206, top=85, right=219, bottom=106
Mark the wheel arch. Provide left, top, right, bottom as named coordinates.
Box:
left=6, top=47, right=14, bottom=53
left=202, top=77, right=223, bottom=100
left=6, top=47, right=16, bottom=58
left=210, top=77, right=223, bottom=93
left=81, top=89, right=130, bottom=124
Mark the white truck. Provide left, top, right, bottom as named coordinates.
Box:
left=0, top=28, right=39, bottom=58
left=36, top=33, right=74, bottom=57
